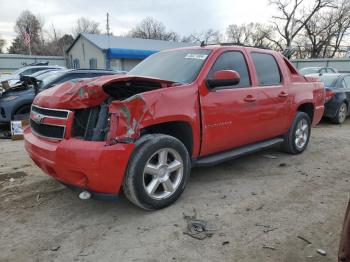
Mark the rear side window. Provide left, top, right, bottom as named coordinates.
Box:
left=344, top=76, right=350, bottom=88
left=208, top=51, right=250, bottom=88
left=251, top=53, right=281, bottom=86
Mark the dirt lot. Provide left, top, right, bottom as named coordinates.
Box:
left=0, top=120, right=349, bottom=262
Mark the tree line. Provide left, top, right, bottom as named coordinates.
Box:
left=0, top=0, right=349, bottom=58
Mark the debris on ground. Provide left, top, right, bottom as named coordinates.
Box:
left=256, top=204, right=265, bottom=211
left=9, top=178, right=15, bottom=183
left=36, top=193, right=41, bottom=202
left=0, top=131, right=11, bottom=139
left=297, top=235, right=312, bottom=245
left=262, top=154, right=277, bottom=159
left=183, top=209, right=218, bottom=240
left=262, top=245, right=277, bottom=250
left=255, top=223, right=278, bottom=233
left=50, top=245, right=61, bottom=252
left=317, top=249, right=327, bottom=256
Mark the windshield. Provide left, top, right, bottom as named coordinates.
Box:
left=319, top=75, right=340, bottom=87
left=127, top=49, right=211, bottom=84
left=30, top=69, right=59, bottom=78
left=299, top=68, right=320, bottom=75
left=37, top=70, right=67, bottom=88
left=11, top=67, right=27, bottom=75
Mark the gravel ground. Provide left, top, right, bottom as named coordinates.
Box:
left=0, top=120, right=349, bottom=262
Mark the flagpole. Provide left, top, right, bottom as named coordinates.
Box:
left=29, top=40, right=31, bottom=56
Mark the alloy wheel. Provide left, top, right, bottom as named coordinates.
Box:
left=295, top=119, right=309, bottom=150
left=143, top=148, right=183, bottom=200
left=338, top=103, right=347, bottom=123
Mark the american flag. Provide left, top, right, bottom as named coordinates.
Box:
left=23, top=26, right=30, bottom=46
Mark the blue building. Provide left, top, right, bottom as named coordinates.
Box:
left=66, top=33, right=194, bottom=71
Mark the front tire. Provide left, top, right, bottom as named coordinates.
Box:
left=332, top=102, right=347, bottom=124
left=13, top=104, right=31, bottom=120
left=281, top=112, right=311, bottom=154
left=122, top=134, right=191, bottom=210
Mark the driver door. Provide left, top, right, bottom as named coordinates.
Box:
left=199, top=51, right=261, bottom=156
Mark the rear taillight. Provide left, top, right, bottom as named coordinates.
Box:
left=325, top=89, right=334, bottom=102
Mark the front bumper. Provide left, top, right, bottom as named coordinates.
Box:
left=24, top=128, right=135, bottom=195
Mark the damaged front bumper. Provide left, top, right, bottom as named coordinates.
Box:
left=24, top=128, right=135, bottom=198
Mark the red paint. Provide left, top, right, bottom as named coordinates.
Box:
left=24, top=128, right=134, bottom=193
left=213, top=70, right=240, bottom=80
left=25, top=45, right=325, bottom=196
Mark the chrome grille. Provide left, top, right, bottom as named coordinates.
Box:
left=30, top=105, right=70, bottom=140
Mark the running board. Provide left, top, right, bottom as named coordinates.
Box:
left=192, top=138, right=284, bottom=167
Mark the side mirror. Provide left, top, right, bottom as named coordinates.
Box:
left=206, top=70, right=240, bottom=89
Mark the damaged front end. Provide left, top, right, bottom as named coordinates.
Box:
left=31, top=75, right=176, bottom=144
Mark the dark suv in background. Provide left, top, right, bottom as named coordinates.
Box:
left=0, top=69, right=122, bottom=123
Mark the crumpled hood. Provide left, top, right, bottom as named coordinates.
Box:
left=33, top=75, right=177, bottom=109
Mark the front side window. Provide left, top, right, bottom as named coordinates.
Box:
left=251, top=52, right=281, bottom=86
left=208, top=51, right=250, bottom=88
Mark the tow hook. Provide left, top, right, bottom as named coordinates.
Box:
left=79, top=191, right=91, bottom=200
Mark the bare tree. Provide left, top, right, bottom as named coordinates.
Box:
left=299, top=0, right=350, bottom=58
left=128, top=17, right=179, bottom=41
left=269, top=0, right=332, bottom=49
left=0, top=36, right=5, bottom=53
left=72, top=17, right=101, bottom=37
left=182, top=29, right=222, bottom=44
left=43, top=25, right=74, bottom=56
left=8, top=10, right=45, bottom=55
left=226, top=23, right=276, bottom=48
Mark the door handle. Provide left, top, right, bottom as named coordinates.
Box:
left=278, top=91, right=289, bottom=98
left=244, top=95, right=256, bottom=103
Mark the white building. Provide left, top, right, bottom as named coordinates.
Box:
left=66, top=33, right=194, bottom=71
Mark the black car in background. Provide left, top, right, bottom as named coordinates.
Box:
left=0, top=69, right=121, bottom=123
left=320, top=74, right=350, bottom=124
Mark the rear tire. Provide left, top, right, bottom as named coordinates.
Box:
left=122, top=134, right=191, bottom=210
left=281, top=112, right=311, bottom=154
left=332, top=102, right=347, bottom=124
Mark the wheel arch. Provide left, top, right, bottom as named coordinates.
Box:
left=12, top=103, right=32, bottom=119
left=297, top=103, right=314, bottom=123
left=140, top=121, right=193, bottom=156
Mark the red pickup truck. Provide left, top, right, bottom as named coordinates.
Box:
left=24, top=45, right=325, bottom=210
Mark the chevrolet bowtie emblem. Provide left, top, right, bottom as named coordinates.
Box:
left=32, top=113, right=45, bottom=124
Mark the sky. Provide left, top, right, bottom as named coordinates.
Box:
left=0, top=0, right=274, bottom=48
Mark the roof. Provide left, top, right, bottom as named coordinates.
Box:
left=67, top=33, right=194, bottom=53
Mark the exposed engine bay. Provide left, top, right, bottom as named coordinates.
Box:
left=69, top=79, right=169, bottom=142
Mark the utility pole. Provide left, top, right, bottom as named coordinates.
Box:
left=106, top=12, right=110, bottom=36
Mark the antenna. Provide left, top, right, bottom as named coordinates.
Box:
left=106, top=12, right=110, bottom=36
